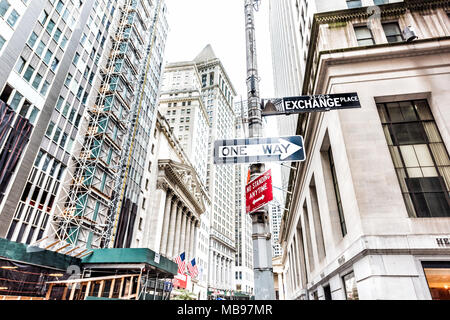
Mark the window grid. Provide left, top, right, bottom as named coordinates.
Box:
left=377, top=99, right=450, bottom=218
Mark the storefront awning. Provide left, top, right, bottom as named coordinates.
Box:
left=0, top=237, right=81, bottom=271
left=81, top=248, right=178, bottom=277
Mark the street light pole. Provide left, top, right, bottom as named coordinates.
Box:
left=244, top=0, right=275, bottom=300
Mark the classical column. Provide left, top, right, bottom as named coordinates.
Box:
left=178, top=208, right=188, bottom=256
left=185, top=213, right=192, bottom=260
left=159, top=189, right=172, bottom=255
left=173, top=203, right=184, bottom=257
left=278, top=272, right=285, bottom=300
left=224, top=258, right=228, bottom=287
left=188, top=219, right=196, bottom=260
left=220, top=255, right=223, bottom=286
left=210, top=252, right=215, bottom=284
left=216, top=253, right=220, bottom=286
left=227, top=259, right=230, bottom=287
left=166, top=197, right=179, bottom=258
left=144, top=182, right=168, bottom=250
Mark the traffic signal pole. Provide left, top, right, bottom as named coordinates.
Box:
left=244, top=0, right=275, bottom=300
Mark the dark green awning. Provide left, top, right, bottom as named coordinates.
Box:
left=81, top=248, right=177, bottom=276
left=0, top=237, right=81, bottom=271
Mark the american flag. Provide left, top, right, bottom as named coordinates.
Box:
left=187, top=258, right=198, bottom=279
left=174, top=252, right=186, bottom=274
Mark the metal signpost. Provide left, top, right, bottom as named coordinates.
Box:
left=243, top=0, right=276, bottom=300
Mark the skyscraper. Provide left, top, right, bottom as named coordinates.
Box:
left=157, top=59, right=211, bottom=299
left=0, top=0, right=169, bottom=251
left=269, top=199, right=283, bottom=258
left=0, top=0, right=118, bottom=245
left=194, top=44, right=237, bottom=296
left=159, top=61, right=209, bottom=186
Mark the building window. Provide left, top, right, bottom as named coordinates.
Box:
left=32, top=73, right=43, bottom=89
left=202, top=74, right=207, bottom=87
left=374, top=0, right=388, bottom=5
left=15, top=57, right=26, bottom=73
left=324, top=285, right=332, bottom=300
left=0, top=34, right=5, bottom=51
left=27, top=32, right=38, bottom=48
left=422, top=261, right=450, bottom=300
left=0, top=0, right=10, bottom=18
left=354, top=25, right=375, bottom=46
left=382, top=22, right=403, bottom=43
left=23, top=65, right=35, bottom=82
left=377, top=99, right=450, bottom=218
left=328, top=146, right=347, bottom=236
left=36, top=41, right=45, bottom=56
left=7, top=9, right=19, bottom=27
left=9, top=91, right=23, bottom=110
left=342, top=272, right=359, bottom=300
left=346, top=0, right=362, bottom=8
left=38, top=10, right=48, bottom=25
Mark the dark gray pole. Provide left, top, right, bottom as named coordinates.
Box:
left=244, top=0, right=275, bottom=300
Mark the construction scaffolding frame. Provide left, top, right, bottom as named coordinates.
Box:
left=43, top=0, right=163, bottom=250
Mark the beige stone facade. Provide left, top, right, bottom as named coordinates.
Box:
left=280, top=1, right=450, bottom=300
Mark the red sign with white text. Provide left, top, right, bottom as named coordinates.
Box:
left=172, top=274, right=187, bottom=289
left=246, top=170, right=273, bottom=214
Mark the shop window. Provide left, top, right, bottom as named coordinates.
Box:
left=343, top=271, right=359, bottom=300
left=422, top=261, right=450, bottom=300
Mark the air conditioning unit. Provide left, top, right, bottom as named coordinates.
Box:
left=403, top=26, right=418, bottom=42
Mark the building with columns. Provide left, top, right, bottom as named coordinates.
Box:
left=279, top=0, right=450, bottom=300
left=135, top=110, right=210, bottom=298
left=157, top=59, right=211, bottom=299
left=194, top=44, right=237, bottom=297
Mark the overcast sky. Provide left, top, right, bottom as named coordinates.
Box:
left=163, top=0, right=283, bottom=202
left=164, top=0, right=274, bottom=98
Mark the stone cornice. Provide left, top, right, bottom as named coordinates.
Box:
left=158, top=159, right=209, bottom=217
left=195, top=59, right=237, bottom=96
left=315, top=0, right=450, bottom=24
left=315, top=37, right=450, bottom=93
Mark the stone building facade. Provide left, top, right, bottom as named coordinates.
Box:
left=279, top=0, right=450, bottom=300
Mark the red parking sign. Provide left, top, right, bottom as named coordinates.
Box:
left=246, top=170, right=273, bottom=214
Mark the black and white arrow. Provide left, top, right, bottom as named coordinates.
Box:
left=219, top=138, right=302, bottom=161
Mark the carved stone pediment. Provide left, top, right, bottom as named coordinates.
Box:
left=157, top=159, right=208, bottom=215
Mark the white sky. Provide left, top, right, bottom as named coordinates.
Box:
left=163, top=0, right=283, bottom=202
left=164, top=0, right=274, bottom=98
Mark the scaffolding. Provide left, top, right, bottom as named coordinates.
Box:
left=108, top=0, right=164, bottom=248
left=41, top=0, right=164, bottom=250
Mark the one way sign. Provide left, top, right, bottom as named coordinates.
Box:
left=214, top=135, right=305, bottom=165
